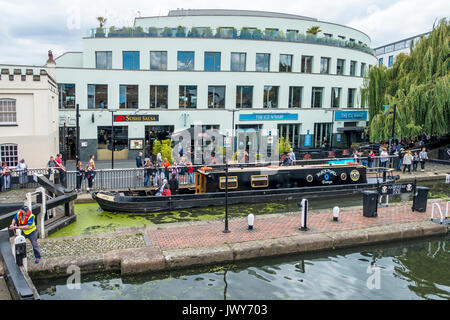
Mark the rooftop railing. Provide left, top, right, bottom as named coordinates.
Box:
left=87, top=26, right=375, bottom=55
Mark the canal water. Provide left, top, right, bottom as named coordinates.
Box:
left=35, top=235, right=450, bottom=300
left=49, top=180, right=450, bottom=238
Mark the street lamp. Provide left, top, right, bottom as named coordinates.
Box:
left=222, top=134, right=230, bottom=233
left=228, top=109, right=240, bottom=155
left=387, top=104, right=397, bottom=155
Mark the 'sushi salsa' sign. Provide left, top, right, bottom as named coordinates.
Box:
left=114, top=114, right=159, bottom=122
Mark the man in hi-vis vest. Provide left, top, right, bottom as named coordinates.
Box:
left=9, top=206, right=41, bottom=264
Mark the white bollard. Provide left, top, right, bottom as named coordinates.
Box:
left=248, top=214, right=254, bottom=230
left=333, top=206, right=340, bottom=222
left=299, top=199, right=309, bottom=231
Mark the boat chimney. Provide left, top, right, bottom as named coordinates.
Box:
left=248, top=214, right=255, bottom=230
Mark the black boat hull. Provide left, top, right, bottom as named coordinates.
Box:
left=92, top=180, right=387, bottom=214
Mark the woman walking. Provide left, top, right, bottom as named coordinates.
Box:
left=412, top=151, right=419, bottom=172
left=402, top=151, right=412, bottom=173
left=2, top=162, right=10, bottom=190
left=419, top=147, right=428, bottom=172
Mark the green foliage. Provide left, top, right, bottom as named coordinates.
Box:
left=306, top=26, right=322, bottom=35
left=363, top=19, right=450, bottom=141
left=278, top=136, right=291, bottom=154
left=152, top=139, right=173, bottom=163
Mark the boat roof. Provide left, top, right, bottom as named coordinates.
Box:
left=199, top=163, right=362, bottom=174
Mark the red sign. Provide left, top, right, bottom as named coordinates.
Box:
left=114, top=115, right=126, bottom=122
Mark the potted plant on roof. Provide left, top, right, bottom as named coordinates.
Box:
left=286, top=30, right=297, bottom=41
left=161, top=27, right=173, bottom=37
left=119, top=26, right=132, bottom=36
left=203, top=27, right=213, bottom=38
left=275, top=30, right=285, bottom=40
left=231, top=27, right=238, bottom=39
left=108, top=26, right=118, bottom=37
left=189, top=27, right=200, bottom=38
left=95, top=16, right=107, bottom=37
left=240, top=27, right=252, bottom=39
left=134, top=26, right=146, bottom=37
left=175, top=25, right=186, bottom=37
left=252, top=28, right=263, bottom=40
left=306, top=25, right=322, bottom=42
left=148, top=27, right=158, bottom=37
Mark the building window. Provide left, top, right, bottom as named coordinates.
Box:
left=256, top=53, right=270, bottom=72
left=338, top=35, right=346, bottom=40
left=350, top=61, right=357, bottom=76
left=278, top=124, right=302, bottom=150
left=320, top=57, right=330, bottom=74
left=150, top=85, right=168, bottom=109
left=279, top=54, right=293, bottom=72
left=58, top=84, right=75, bottom=109
left=150, top=51, right=167, bottom=70
left=331, top=87, right=341, bottom=108
left=230, top=52, right=246, bottom=71
left=179, top=86, right=197, bottom=108
left=301, top=56, right=313, bottom=73
left=314, top=123, right=332, bottom=148
left=323, top=33, right=333, bottom=38
left=177, top=51, right=195, bottom=70
left=88, top=84, right=108, bottom=109
left=388, top=55, right=394, bottom=67
left=311, top=87, right=323, bottom=108
left=208, top=86, right=225, bottom=108
left=288, top=86, right=302, bottom=108
left=336, top=59, right=345, bottom=75
left=347, top=88, right=356, bottom=108
left=97, top=126, right=128, bottom=157
left=96, top=51, right=112, bottom=69
left=360, top=63, right=366, bottom=77
left=204, top=52, right=221, bottom=71
left=122, top=51, right=140, bottom=70
left=0, top=144, right=18, bottom=167
left=119, top=85, right=138, bottom=109
left=236, top=86, right=253, bottom=108
left=379, top=58, right=384, bottom=66
left=263, top=86, right=278, bottom=108
left=0, top=99, right=16, bottom=124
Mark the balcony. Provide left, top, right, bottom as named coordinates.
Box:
left=87, top=26, right=375, bottom=56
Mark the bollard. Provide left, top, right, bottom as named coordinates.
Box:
left=298, top=199, right=309, bottom=231
left=333, top=206, right=339, bottom=222
left=13, top=229, right=27, bottom=271
left=248, top=214, right=254, bottom=230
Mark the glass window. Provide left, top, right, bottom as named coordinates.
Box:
left=0, top=144, right=18, bottom=166
left=122, top=51, right=140, bottom=70
left=119, top=85, right=138, bottom=109
left=388, top=55, right=393, bottom=67
left=88, top=84, right=108, bottom=109
left=150, top=85, right=168, bottom=108
left=0, top=99, right=16, bottom=124
left=177, top=51, right=195, bottom=70
left=323, top=33, right=332, bottom=38
left=263, top=86, right=278, bottom=108
left=360, top=63, right=366, bottom=77
left=208, top=86, right=225, bottom=108
left=278, top=124, right=302, bottom=150
left=204, top=52, right=221, bottom=71
left=301, top=56, right=313, bottom=73
left=350, top=61, right=357, bottom=76
left=338, top=35, right=346, bottom=40
left=236, top=86, right=253, bottom=108
left=311, top=87, right=323, bottom=108
left=97, top=126, right=128, bottom=153
left=58, top=84, right=75, bottom=109
left=331, top=87, right=341, bottom=108
left=150, top=51, right=167, bottom=70
left=279, top=54, right=293, bottom=72
left=320, top=57, right=330, bottom=74
left=256, top=53, right=270, bottom=72
left=336, top=59, right=345, bottom=75
left=231, top=52, right=246, bottom=71
left=347, top=88, right=356, bottom=108
left=289, top=87, right=302, bottom=108
left=96, top=51, right=112, bottom=69
left=179, top=86, right=197, bottom=108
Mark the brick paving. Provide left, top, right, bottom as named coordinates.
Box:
left=147, top=201, right=442, bottom=251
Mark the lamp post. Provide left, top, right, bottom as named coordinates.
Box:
left=223, top=158, right=230, bottom=233
left=229, top=109, right=240, bottom=154
left=387, top=104, right=397, bottom=156
left=76, top=103, right=80, bottom=164
left=111, top=110, right=115, bottom=169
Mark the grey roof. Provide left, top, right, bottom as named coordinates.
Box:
left=167, top=9, right=317, bottom=22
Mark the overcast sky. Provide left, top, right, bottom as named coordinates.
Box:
left=0, top=0, right=448, bottom=66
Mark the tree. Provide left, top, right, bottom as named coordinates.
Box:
left=306, top=26, right=322, bottom=35
left=278, top=136, right=291, bottom=154
left=363, top=19, right=449, bottom=141
left=153, top=139, right=173, bottom=163
left=96, top=16, right=107, bottom=28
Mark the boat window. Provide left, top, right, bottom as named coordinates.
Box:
left=251, top=175, right=269, bottom=188
left=219, top=176, right=238, bottom=189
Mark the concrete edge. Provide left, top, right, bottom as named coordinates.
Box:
left=27, top=220, right=448, bottom=279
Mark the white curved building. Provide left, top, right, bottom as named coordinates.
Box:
left=55, top=9, right=376, bottom=161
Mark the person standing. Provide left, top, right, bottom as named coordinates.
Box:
left=169, top=172, right=179, bottom=195
left=0, top=162, right=3, bottom=192
left=45, top=156, right=57, bottom=179
left=75, top=161, right=84, bottom=192
left=156, top=153, right=163, bottom=181
left=412, top=151, right=419, bottom=172
left=85, top=163, right=95, bottom=191
left=136, top=151, right=144, bottom=182
left=88, top=155, right=97, bottom=182
left=143, top=159, right=152, bottom=187
left=362, top=150, right=369, bottom=167
left=289, top=148, right=296, bottom=165
left=17, top=159, right=28, bottom=188
left=55, top=154, right=66, bottom=187
left=9, top=206, right=41, bottom=264
left=2, top=162, right=10, bottom=190
left=187, top=161, right=194, bottom=185
left=380, top=148, right=389, bottom=168
left=402, top=151, right=412, bottom=173
left=419, top=147, right=428, bottom=172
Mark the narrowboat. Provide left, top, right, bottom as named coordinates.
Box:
left=92, top=162, right=398, bottom=213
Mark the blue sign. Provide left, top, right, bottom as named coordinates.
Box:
left=304, top=134, right=312, bottom=147
left=336, top=133, right=341, bottom=142
left=334, top=111, right=368, bottom=121
left=239, top=113, right=298, bottom=121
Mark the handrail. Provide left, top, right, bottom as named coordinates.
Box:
left=431, top=202, right=444, bottom=224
